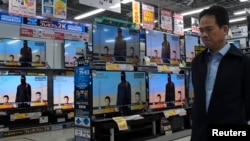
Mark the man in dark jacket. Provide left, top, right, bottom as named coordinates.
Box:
left=191, top=5, right=250, bottom=141
left=15, top=75, right=31, bottom=108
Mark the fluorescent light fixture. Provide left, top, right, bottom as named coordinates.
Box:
left=124, top=37, right=132, bottom=40
left=103, top=29, right=109, bottom=32
left=105, top=39, right=115, bottom=43
left=122, top=0, right=134, bottom=4
left=32, top=50, right=39, bottom=53
left=240, top=0, right=248, bottom=2
left=110, top=0, right=133, bottom=9
left=184, top=28, right=191, bottom=31
left=7, top=40, right=20, bottom=45
left=229, top=17, right=246, bottom=23
left=154, top=20, right=158, bottom=23
left=65, top=43, right=71, bottom=48
left=234, top=10, right=246, bottom=15
left=181, top=6, right=210, bottom=16
left=74, top=9, right=105, bottom=20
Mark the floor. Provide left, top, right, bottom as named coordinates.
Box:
left=0, top=128, right=191, bottom=141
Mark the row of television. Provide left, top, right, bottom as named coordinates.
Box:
left=0, top=70, right=194, bottom=116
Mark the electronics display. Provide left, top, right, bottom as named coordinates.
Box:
left=92, top=70, right=146, bottom=115
left=0, top=39, right=46, bottom=67
left=0, top=75, right=48, bottom=109
left=93, top=23, right=140, bottom=63
left=148, top=73, right=185, bottom=109
left=185, top=35, right=199, bottom=63
left=53, top=75, right=74, bottom=110
left=64, top=40, right=85, bottom=68
left=146, top=30, right=180, bottom=65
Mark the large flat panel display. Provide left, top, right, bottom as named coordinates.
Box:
left=185, top=35, right=199, bottom=63
left=148, top=73, right=185, bottom=109
left=64, top=40, right=85, bottom=68
left=0, top=39, right=46, bottom=67
left=146, top=30, right=180, bottom=65
left=53, top=76, right=74, bottom=110
left=0, top=75, right=48, bottom=109
left=92, top=70, right=146, bottom=115
left=93, top=23, right=140, bottom=63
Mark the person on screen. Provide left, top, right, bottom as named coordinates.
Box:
left=190, top=51, right=195, bottom=61
left=73, top=56, right=77, bottom=62
left=114, top=27, right=127, bottom=61
left=33, top=92, right=47, bottom=106
left=172, top=50, right=177, bottom=61
left=15, top=75, right=31, bottom=108
left=9, top=55, right=14, bottom=62
left=133, top=92, right=144, bottom=110
left=161, top=33, right=170, bottom=63
left=128, top=47, right=139, bottom=64
left=151, top=50, right=162, bottom=63
left=101, top=46, right=113, bottom=61
left=3, top=95, right=10, bottom=104
left=155, top=94, right=165, bottom=109
left=62, top=95, right=73, bottom=109
left=35, top=55, right=41, bottom=63
left=102, top=96, right=115, bottom=113
left=19, top=40, right=32, bottom=67
left=175, top=91, right=184, bottom=106
left=117, top=71, right=131, bottom=114
left=1, top=95, right=14, bottom=109
left=6, top=54, right=18, bottom=66
left=165, top=74, right=175, bottom=107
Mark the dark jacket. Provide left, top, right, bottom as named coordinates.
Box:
left=15, top=83, right=31, bottom=105
left=191, top=45, right=250, bottom=141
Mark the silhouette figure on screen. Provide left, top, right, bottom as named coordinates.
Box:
left=15, top=75, right=31, bottom=108
left=19, top=40, right=32, bottom=67
left=161, top=33, right=170, bottom=63
left=165, top=74, right=175, bottom=107
left=114, top=27, right=127, bottom=61
left=116, top=71, right=131, bottom=115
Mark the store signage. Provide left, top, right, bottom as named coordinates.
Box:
left=9, top=0, right=36, bottom=17
left=230, top=25, right=248, bottom=38
left=79, top=0, right=121, bottom=13
left=20, top=28, right=34, bottom=37
left=95, top=16, right=136, bottom=29
left=42, top=0, right=67, bottom=19
left=39, top=20, right=67, bottom=29
left=173, top=12, right=184, bottom=35
left=0, top=13, right=22, bottom=24
left=142, top=3, right=155, bottom=30
left=23, top=17, right=39, bottom=26
left=191, top=17, right=199, bottom=33
left=161, top=9, right=172, bottom=31
left=132, top=1, right=141, bottom=25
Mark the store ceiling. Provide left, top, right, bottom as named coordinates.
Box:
left=0, top=0, right=250, bottom=28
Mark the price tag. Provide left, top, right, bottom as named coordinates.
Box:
left=112, top=117, right=128, bottom=131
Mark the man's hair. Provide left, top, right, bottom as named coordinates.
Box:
left=154, top=50, right=158, bottom=53
left=178, top=91, right=181, bottom=94
left=104, top=46, right=109, bottom=50
left=9, top=54, right=14, bottom=58
left=157, top=94, right=161, bottom=98
left=36, top=55, right=40, bottom=58
left=199, top=5, right=229, bottom=28
left=135, top=92, right=140, bottom=96
left=64, top=96, right=69, bottom=99
left=130, top=46, right=134, bottom=50
left=3, top=95, right=9, bottom=99
left=36, top=92, right=41, bottom=95
left=105, top=96, right=111, bottom=102
left=173, top=50, right=176, bottom=53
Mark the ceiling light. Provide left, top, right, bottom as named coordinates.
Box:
left=184, top=28, right=191, bottom=31
left=110, top=0, right=133, bottom=9
left=122, top=0, right=134, bottom=4
left=234, top=10, right=246, bottom=15
left=229, top=17, right=246, bottom=23
left=239, top=0, right=249, bottom=2
left=181, top=6, right=210, bottom=16
left=74, top=9, right=105, bottom=20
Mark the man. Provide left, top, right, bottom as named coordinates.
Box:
left=19, top=40, right=32, bottom=67
left=33, top=92, right=47, bottom=106
left=116, top=71, right=131, bottom=115
left=128, top=47, right=139, bottom=64
left=114, top=27, right=127, bottom=61
left=3, top=95, right=10, bottom=104
left=0, top=95, right=13, bottom=109
left=62, top=95, right=73, bottom=109
left=191, top=6, right=250, bottom=141
left=105, top=96, right=111, bottom=107
left=15, top=75, right=31, bottom=108
left=102, top=96, right=115, bottom=113
left=175, top=91, right=183, bottom=107
left=165, top=74, right=175, bottom=107
left=35, top=55, right=41, bottom=63
left=6, top=54, right=18, bottom=66
left=101, top=46, right=113, bottom=61
left=132, top=92, right=144, bottom=110
left=154, top=94, right=165, bottom=109
left=161, top=33, right=170, bottom=63
left=9, top=55, right=14, bottom=62
left=152, top=50, right=162, bottom=63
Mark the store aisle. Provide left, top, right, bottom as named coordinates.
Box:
left=0, top=128, right=190, bottom=141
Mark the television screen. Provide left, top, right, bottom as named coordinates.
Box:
left=0, top=75, right=48, bottom=109
left=92, top=70, right=146, bottom=115
left=146, top=30, right=180, bottom=65
left=93, top=23, right=140, bottom=63
left=185, top=35, right=199, bottom=63
left=188, top=71, right=194, bottom=105
left=228, top=39, right=240, bottom=48
left=64, top=40, right=85, bottom=68
left=0, top=39, right=46, bottom=67
left=148, top=73, right=185, bottom=109
left=53, top=75, right=74, bottom=110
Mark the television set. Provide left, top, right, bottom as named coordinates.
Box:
left=146, top=30, right=180, bottom=65
left=93, top=23, right=140, bottom=63
left=64, top=40, right=85, bottom=68
left=227, top=39, right=240, bottom=48
left=92, top=70, right=146, bottom=116
left=148, top=73, right=185, bottom=110
left=53, top=75, right=74, bottom=110
left=0, top=75, right=48, bottom=109
left=0, top=39, right=46, bottom=67
left=184, top=35, right=200, bottom=63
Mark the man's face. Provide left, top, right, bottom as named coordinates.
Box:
left=135, top=94, right=140, bottom=103
left=154, top=51, right=158, bottom=57
left=3, top=97, right=8, bottom=103
left=157, top=96, right=161, bottom=102
left=64, top=98, right=69, bottom=104
left=36, top=94, right=41, bottom=101
left=199, top=15, right=228, bottom=51
left=36, top=56, right=40, bottom=62
left=105, top=99, right=110, bottom=106
left=104, top=48, right=108, bottom=54
left=9, top=56, right=14, bottom=61
left=130, top=48, right=134, bottom=55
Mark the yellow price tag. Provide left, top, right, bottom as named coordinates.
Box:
left=15, top=113, right=28, bottom=119
left=106, top=63, right=119, bottom=70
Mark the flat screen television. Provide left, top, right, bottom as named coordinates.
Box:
left=227, top=39, right=240, bottom=48
left=93, top=23, right=140, bottom=63
left=184, top=35, right=200, bottom=63
left=0, top=39, right=46, bottom=67
left=0, top=75, right=48, bottom=109
left=148, top=73, right=185, bottom=110
left=92, top=70, right=146, bottom=116
left=146, top=30, right=180, bottom=65
left=53, top=75, right=74, bottom=110
left=64, top=40, right=85, bottom=68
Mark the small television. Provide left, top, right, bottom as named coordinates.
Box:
left=184, top=35, right=200, bottom=63
left=227, top=39, right=240, bottom=48
left=146, top=30, right=180, bottom=65
left=0, top=39, right=46, bottom=67
left=92, top=70, right=146, bottom=116
left=0, top=75, right=48, bottom=109
left=93, top=23, right=140, bottom=63
left=53, top=75, right=74, bottom=110
left=64, top=40, right=85, bottom=68
left=148, top=73, right=185, bottom=110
